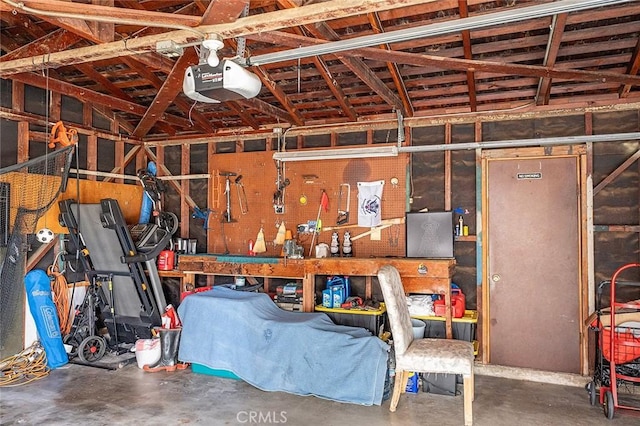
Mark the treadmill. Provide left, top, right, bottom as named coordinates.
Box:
left=59, top=198, right=171, bottom=344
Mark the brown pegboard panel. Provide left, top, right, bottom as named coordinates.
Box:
left=206, top=151, right=408, bottom=258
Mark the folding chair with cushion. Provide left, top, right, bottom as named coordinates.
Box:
left=377, top=264, right=475, bottom=426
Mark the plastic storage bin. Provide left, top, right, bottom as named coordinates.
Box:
left=421, top=372, right=458, bottom=396
left=315, top=304, right=386, bottom=336
left=412, top=310, right=477, bottom=342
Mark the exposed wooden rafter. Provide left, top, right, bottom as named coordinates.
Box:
left=458, top=0, right=477, bottom=112
left=619, top=36, right=640, bottom=99
left=0, top=0, right=443, bottom=75
left=251, top=30, right=640, bottom=87
left=367, top=11, right=414, bottom=117
left=254, top=66, right=305, bottom=126
left=0, top=0, right=637, bottom=140
left=536, top=13, right=568, bottom=106
left=0, top=29, right=82, bottom=62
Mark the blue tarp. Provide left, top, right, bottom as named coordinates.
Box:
left=178, top=287, right=389, bottom=405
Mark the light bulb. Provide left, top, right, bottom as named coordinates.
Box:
left=206, top=49, right=220, bottom=67
left=202, top=35, right=224, bottom=68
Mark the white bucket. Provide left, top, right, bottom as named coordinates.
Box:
left=411, top=319, right=426, bottom=339
left=134, top=338, right=161, bottom=369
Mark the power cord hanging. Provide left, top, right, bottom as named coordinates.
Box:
left=48, top=251, right=72, bottom=335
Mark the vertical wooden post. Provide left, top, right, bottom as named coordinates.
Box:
left=583, top=112, right=595, bottom=376
left=114, top=140, right=124, bottom=183
left=87, top=135, right=98, bottom=182
left=113, top=119, right=124, bottom=184
left=475, top=121, right=487, bottom=363
left=208, top=142, right=216, bottom=253
left=12, top=81, right=24, bottom=113
left=50, top=92, right=61, bottom=122
left=136, top=144, right=148, bottom=173
left=181, top=144, right=190, bottom=240
left=17, top=121, right=29, bottom=163
left=444, top=122, right=452, bottom=211
left=13, top=81, right=28, bottom=163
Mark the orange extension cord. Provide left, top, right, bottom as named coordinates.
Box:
left=0, top=341, right=49, bottom=387
left=48, top=262, right=72, bottom=336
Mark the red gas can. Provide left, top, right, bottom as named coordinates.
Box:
left=434, top=289, right=466, bottom=318
left=158, top=250, right=174, bottom=271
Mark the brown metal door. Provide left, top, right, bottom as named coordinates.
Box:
left=487, top=156, right=580, bottom=373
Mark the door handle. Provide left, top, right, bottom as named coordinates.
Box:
left=491, top=274, right=501, bottom=282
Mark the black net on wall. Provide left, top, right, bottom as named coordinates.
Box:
left=0, top=146, right=74, bottom=356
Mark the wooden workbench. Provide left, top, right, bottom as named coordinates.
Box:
left=173, top=254, right=456, bottom=338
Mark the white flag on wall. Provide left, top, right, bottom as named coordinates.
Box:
left=357, top=180, right=384, bottom=227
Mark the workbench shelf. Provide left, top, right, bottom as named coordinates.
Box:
left=175, top=255, right=459, bottom=338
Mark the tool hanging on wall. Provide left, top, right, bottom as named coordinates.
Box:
left=308, top=189, right=329, bottom=257
left=192, top=206, right=212, bottom=230
left=273, top=128, right=289, bottom=214
left=273, top=176, right=289, bottom=215
left=219, top=171, right=237, bottom=222
left=337, top=183, right=351, bottom=225
left=234, top=175, right=248, bottom=215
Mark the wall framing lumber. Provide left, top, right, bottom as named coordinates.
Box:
left=593, top=149, right=640, bottom=195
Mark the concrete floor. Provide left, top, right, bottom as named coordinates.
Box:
left=2, top=361, right=640, bottom=426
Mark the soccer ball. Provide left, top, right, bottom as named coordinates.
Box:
left=36, top=228, right=55, bottom=244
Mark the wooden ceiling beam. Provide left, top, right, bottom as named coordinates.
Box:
left=275, top=0, right=357, bottom=121
left=235, top=97, right=294, bottom=124
left=458, top=0, right=476, bottom=112
left=132, top=0, right=248, bottom=137
left=143, top=98, right=640, bottom=147
left=619, top=36, right=640, bottom=99
left=88, top=0, right=115, bottom=43
left=92, top=104, right=137, bottom=135
left=37, top=14, right=97, bottom=43
left=536, top=13, right=568, bottom=106
left=254, top=66, right=305, bottom=126
left=74, top=62, right=132, bottom=101
left=367, top=11, right=414, bottom=118
left=132, top=49, right=210, bottom=137
left=119, top=57, right=193, bottom=135
left=9, top=71, right=195, bottom=129
left=1, top=8, right=47, bottom=39
left=312, top=55, right=358, bottom=122
left=0, top=29, right=82, bottom=62
left=114, top=0, right=146, bottom=10
left=3, top=0, right=151, bottom=134
left=252, top=30, right=640, bottom=86
left=226, top=101, right=261, bottom=130
left=4, top=0, right=202, bottom=27
left=303, top=20, right=405, bottom=115
left=0, top=0, right=442, bottom=75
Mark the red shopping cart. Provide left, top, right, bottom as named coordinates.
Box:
left=587, top=263, right=640, bottom=420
